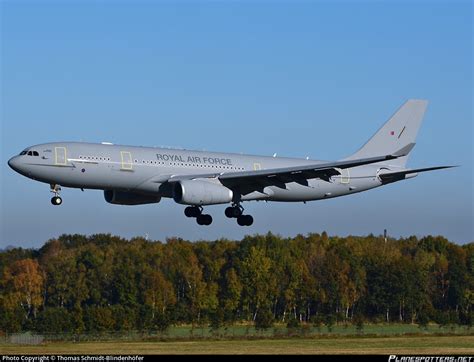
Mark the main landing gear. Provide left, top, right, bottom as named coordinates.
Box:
left=184, top=203, right=253, bottom=226
left=50, top=184, right=63, bottom=206
left=225, top=204, right=253, bottom=226
left=184, top=206, right=213, bottom=226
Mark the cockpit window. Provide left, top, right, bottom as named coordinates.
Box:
left=24, top=150, right=40, bottom=156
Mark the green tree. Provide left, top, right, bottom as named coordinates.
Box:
left=221, top=268, right=242, bottom=322
left=240, top=246, right=274, bottom=321
left=162, top=239, right=207, bottom=329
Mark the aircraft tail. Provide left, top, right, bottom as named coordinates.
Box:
left=345, top=99, right=428, bottom=168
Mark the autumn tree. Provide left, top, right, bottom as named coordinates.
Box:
left=141, top=267, right=176, bottom=331
left=0, top=233, right=471, bottom=333
left=2, top=258, right=44, bottom=319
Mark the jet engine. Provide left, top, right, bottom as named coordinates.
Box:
left=173, top=180, right=233, bottom=205
left=104, top=190, right=161, bottom=205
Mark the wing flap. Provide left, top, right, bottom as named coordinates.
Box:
left=218, top=154, right=397, bottom=182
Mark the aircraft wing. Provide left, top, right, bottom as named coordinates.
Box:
left=167, top=144, right=415, bottom=195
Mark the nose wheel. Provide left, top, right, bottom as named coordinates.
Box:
left=51, top=196, right=63, bottom=205
left=50, top=184, right=62, bottom=206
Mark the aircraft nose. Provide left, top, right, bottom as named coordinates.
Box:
left=8, top=156, right=21, bottom=172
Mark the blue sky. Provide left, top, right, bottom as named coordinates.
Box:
left=1, top=1, right=472, bottom=248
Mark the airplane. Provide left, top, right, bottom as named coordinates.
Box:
left=8, top=99, right=454, bottom=226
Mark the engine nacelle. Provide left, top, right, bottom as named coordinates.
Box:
left=173, top=180, right=233, bottom=205
left=104, top=190, right=161, bottom=205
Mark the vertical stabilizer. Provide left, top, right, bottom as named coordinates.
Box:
left=345, top=99, right=428, bottom=167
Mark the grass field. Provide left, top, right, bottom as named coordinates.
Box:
left=2, top=325, right=473, bottom=354
left=16, top=323, right=469, bottom=341
left=1, top=335, right=474, bottom=354
left=163, top=323, right=472, bottom=338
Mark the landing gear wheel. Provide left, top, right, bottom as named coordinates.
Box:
left=197, top=214, right=212, bottom=226
left=225, top=205, right=243, bottom=218
left=185, top=206, right=202, bottom=218
left=225, top=207, right=234, bottom=218
left=51, top=196, right=62, bottom=206
left=237, top=215, right=253, bottom=226
left=244, top=215, right=253, bottom=226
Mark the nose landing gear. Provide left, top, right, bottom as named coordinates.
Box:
left=50, top=184, right=62, bottom=205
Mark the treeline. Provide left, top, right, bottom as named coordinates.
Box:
left=0, top=232, right=472, bottom=334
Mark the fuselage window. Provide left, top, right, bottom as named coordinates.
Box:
left=33, top=151, right=39, bottom=156
left=20, top=151, right=27, bottom=155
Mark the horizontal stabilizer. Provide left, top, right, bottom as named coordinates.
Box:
left=379, top=165, right=457, bottom=184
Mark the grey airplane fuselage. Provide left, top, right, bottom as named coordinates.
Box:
left=8, top=142, right=383, bottom=203
left=7, top=100, right=454, bottom=226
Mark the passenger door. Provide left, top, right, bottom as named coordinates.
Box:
left=120, top=151, right=133, bottom=171
left=55, top=147, right=67, bottom=165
